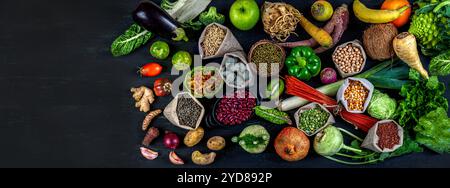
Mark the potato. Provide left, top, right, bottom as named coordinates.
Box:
left=183, top=127, right=204, bottom=147
left=207, top=136, right=226, bottom=151
left=191, top=151, right=216, bottom=165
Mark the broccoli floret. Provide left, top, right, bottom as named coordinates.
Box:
left=199, top=7, right=225, bottom=26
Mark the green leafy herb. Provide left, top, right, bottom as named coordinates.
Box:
left=395, top=72, right=448, bottom=129
left=110, top=24, right=153, bottom=57
left=414, top=107, right=450, bottom=153
left=429, top=50, right=450, bottom=76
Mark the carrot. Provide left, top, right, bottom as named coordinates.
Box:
left=297, top=14, right=333, bottom=48
left=393, top=32, right=429, bottom=79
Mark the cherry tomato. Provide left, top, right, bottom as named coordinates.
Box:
left=381, top=0, right=411, bottom=28
left=139, top=62, right=162, bottom=77
left=153, top=78, right=172, bottom=97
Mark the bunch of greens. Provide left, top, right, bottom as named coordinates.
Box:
left=395, top=70, right=448, bottom=129
left=429, top=50, right=450, bottom=76
left=111, top=0, right=211, bottom=57
left=408, top=0, right=450, bottom=56
left=414, top=107, right=450, bottom=153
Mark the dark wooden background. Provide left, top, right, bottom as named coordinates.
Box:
left=0, top=0, right=449, bottom=167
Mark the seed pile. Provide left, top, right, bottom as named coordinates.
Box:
left=376, top=122, right=400, bottom=149
left=215, top=91, right=257, bottom=126
left=344, top=80, right=369, bottom=111
left=176, top=94, right=202, bottom=129
left=298, top=107, right=329, bottom=135
left=201, top=25, right=226, bottom=57
left=250, top=43, right=283, bottom=77
left=333, top=43, right=364, bottom=74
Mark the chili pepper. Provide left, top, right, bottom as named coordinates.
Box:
left=254, top=106, right=292, bottom=125
left=285, top=46, right=321, bottom=80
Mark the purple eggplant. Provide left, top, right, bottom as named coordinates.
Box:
left=132, top=1, right=188, bottom=42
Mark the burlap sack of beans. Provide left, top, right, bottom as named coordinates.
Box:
left=332, top=40, right=367, bottom=78
left=337, top=77, right=374, bottom=114
left=219, top=51, right=255, bottom=89
left=361, top=120, right=404, bottom=153
left=163, top=92, right=205, bottom=130
left=198, top=23, right=244, bottom=59
left=294, top=102, right=335, bottom=136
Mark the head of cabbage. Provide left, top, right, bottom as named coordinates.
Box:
left=368, top=90, right=396, bottom=119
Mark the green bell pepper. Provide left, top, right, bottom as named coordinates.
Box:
left=285, top=46, right=321, bottom=80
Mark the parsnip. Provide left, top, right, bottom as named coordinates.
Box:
left=393, top=32, right=429, bottom=79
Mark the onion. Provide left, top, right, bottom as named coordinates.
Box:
left=163, top=131, right=180, bottom=149
left=320, top=67, right=337, bottom=84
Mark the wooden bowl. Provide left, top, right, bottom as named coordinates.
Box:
left=248, top=40, right=286, bottom=77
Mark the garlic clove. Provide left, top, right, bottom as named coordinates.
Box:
left=140, top=147, right=158, bottom=160
left=169, top=151, right=185, bottom=165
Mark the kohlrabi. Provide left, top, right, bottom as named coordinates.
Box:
left=314, top=126, right=378, bottom=165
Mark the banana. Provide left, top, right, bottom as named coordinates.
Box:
left=353, top=0, right=409, bottom=23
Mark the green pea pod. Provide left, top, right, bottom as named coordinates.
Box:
left=254, top=106, right=292, bottom=125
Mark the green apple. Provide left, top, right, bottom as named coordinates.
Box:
left=229, top=0, right=260, bottom=31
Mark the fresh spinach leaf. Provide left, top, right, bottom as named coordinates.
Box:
left=110, top=24, right=153, bottom=57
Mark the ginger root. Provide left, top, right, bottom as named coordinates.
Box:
left=142, top=109, right=162, bottom=131
left=131, top=86, right=155, bottom=113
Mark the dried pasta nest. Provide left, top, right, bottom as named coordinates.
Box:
left=262, top=2, right=301, bottom=42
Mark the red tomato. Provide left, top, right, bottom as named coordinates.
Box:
left=381, top=0, right=411, bottom=28
left=153, top=78, right=172, bottom=97
left=139, top=62, right=162, bottom=77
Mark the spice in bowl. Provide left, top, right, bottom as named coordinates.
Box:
left=176, top=94, right=203, bottom=129
left=298, top=106, right=330, bottom=135
left=376, top=122, right=400, bottom=150
left=343, top=80, right=369, bottom=111
left=215, top=91, right=257, bottom=126
left=249, top=41, right=285, bottom=77
left=201, top=24, right=226, bottom=57
left=333, top=43, right=365, bottom=75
